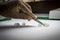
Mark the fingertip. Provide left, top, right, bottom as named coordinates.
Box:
left=27, top=16, right=32, bottom=21
left=33, top=15, right=37, bottom=19
left=35, top=15, right=37, bottom=19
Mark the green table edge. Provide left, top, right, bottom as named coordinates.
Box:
left=0, top=17, right=60, bottom=21
left=37, top=17, right=60, bottom=20
left=0, top=18, right=11, bottom=21
left=37, top=17, right=49, bottom=20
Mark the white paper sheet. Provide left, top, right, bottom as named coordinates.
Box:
left=0, top=19, right=60, bottom=39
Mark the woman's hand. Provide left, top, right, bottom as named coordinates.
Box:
left=0, top=1, right=37, bottom=21
left=18, top=1, right=37, bottom=20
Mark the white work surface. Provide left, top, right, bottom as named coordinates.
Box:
left=0, top=19, right=60, bottom=40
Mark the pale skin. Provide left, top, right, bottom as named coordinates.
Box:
left=0, top=0, right=37, bottom=21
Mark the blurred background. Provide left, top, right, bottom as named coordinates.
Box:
left=0, top=0, right=60, bottom=40
left=0, top=0, right=60, bottom=13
